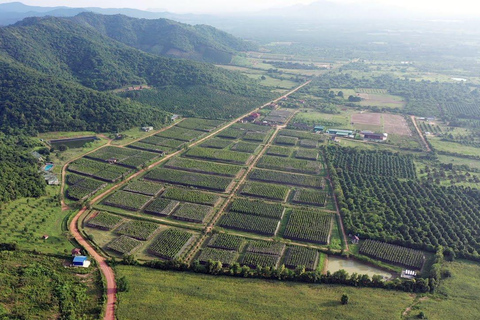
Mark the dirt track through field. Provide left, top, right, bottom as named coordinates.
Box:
left=65, top=80, right=311, bottom=320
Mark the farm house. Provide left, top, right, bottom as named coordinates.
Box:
left=313, top=125, right=324, bottom=133
left=72, top=256, right=91, bottom=268
left=326, top=129, right=354, bottom=137
left=141, top=126, right=154, bottom=132
left=362, top=132, right=388, bottom=141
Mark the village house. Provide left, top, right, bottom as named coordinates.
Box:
left=72, top=256, right=91, bottom=268
left=141, top=126, right=154, bottom=132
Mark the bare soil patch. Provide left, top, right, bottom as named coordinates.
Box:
left=384, top=114, right=411, bottom=136
left=351, top=112, right=382, bottom=126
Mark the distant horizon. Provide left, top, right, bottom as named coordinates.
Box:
left=0, top=0, right=479, bottom=16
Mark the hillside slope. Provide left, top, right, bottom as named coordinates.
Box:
left=71, top=12, right=257, bottom=63
left=0, top=16, right=272, bottom=133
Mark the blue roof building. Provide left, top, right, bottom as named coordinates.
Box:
left=73, top=256, right=91, bottom=267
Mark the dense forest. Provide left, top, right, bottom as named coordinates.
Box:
left=0, top=134, right=45, bottom=203
left=72, top=13, right=258, bottom=64
left=0, top=16, right=273, bottom=134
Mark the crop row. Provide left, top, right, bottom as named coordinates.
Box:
left=148, top=228, right=195, bottom=260
left=283, top=209, right=332, bottom=244
left=230, top=141, right=260, bottom=153
left=295, top=148, right=318, bottom=160
left=184, top=147, right=251, bottom=165
left=156, top=126, right=202, bottom=142
left=144, top=168, right=232, bottom=192
left=240, top=252, right=281, bottom=268
left=198, top=248, right=239, bottom=266
left=246, top=241, right=286, bottom=256
left=102, top=191, right=152, bottom=211
left=200, top=138, right=233, bottom=149
left=127, top=141, right=172, bottom=154
left=107, top=235, right=143, bottom=255
left=256, top=155, right=323, bottom=174
left=161, top=187, right=221, bottom=206
left=219, top=211, right=280, bottom=236
left=243, top=131, right=268, bottom=142
left=86, top=146, right=138, bottom=162
left=123, top=180, right=164, bottom=196
left=266, top=145, right=292, bottom=157
left=229, top=198, right=284, bottom=219
left=66, top=174, right=106, bottom=200
left=298, top=139, right=318, bottom=149
left=275, top=135, right=298, bottom=146
left=86, top=211, right=123, bottom=230
left=207, top=233, right=245, bottom=251
left=144, top=198, right=180, bottom=216
left=171, top=203, right=212, bottom=224
left=240, top=181, right=290, bottom=201
left=115, top=220, right=159, bottom=240
left=292, top=189, right=327, bottom=206
left=283, top=246, right=319, bottom=271
left=68, top=158, right=130, bottom=182
left=279, top=129, right=324, bottom=142
left=359, top=239, right=425, bottom=269
left=165, top=157, right=241, bottom=177
left=249, top=169, right=324, bottom=189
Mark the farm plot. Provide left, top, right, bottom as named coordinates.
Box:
left=231, top=122, right=272, bottom=132
left=351, top=113, right=382, bottom=126
left=279, top=129, right=324, bottom=141
left=229, top=198, right=284, bottom=219
left=230, top=141, right=261, bottom=153
left=102, top=191, right=152, bottom=211
left=383, top=114, right=411, bottom=136
left=299, top=139, right=318, bottom=149
left=148, top=228, right=195, bottom=260
left=356, top=88, right=388, bottom=94
left=156, top=126, right=202, bottom=142
left=243, top=132, right=268, bottom=142
left=86, top=211, right=123, bottom=230
left=240, top=181, right=290, bottom=201
left=117, top=152, right=158, bottom=169
left=295, top=148, right=318, bottom=160
left=65, top=174, right=106, bottom=201
left=171, top=203, right=213, bottom=224
left=292, top=189, right=327, bottom=206
left=161, top=187, right=221, bottom=206
left=284, top=246, right=319, bottom=270
left=249, top=169, right=324, bottom=189
left=115, top=220, right=159, bottom=240
left=207, top=234, right=245, bottom=251
left=200, top=138, right=233, bottom=149
left=219, top=212, right=280, bottom=236
left=86, top=146, right=138, bottom=162
left=140, top=136, right=185, bottom=149
left=165, top=157, right=241, bottom=177
left=256, top=155, right=323, bottom=174
left=176, top=118, right=224, bottom=132
left=144, top=168, right=232, bottom=192
left=197, top=248, right=238, bottom=266
left=184, top=147, right=251, bottom=165
left=266, top=145, right=292, bottom=157
left=359, top=239, right=425, bottom=270
left=263, top=109, right=294, bottom=125
left=275, top=136, right=298, bottom=146
left=283, top=209, right=333, bottom=244
left=240, top=252, right=281, bottom=268
left=144, top=198, right=180, bottom=216
left=217, top=127, right=245, bottom=139
left=246, top=241, right=286, bottom=256
left=123, top=180, right=164, bottom=196
left=127, top=141, right=172, bottom=154
left=107, top=235, right=143, bottom=255
left=68, top=158, right=131, bottom=182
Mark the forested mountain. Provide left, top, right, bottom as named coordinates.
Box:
left=0, top=16, right=272, bottom=134
left=0, top=134, right=45, bottom=203
left=71, top=13, right=257, bottom=63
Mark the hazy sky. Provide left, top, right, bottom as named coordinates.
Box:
left=0, top=0, right=479, bottom=15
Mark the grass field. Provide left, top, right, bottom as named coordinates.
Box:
left=428, top=137, right=480, bottom=157
left=116, top=258, right=480, bottom=320
left=115, top=266, right=413, bottom=320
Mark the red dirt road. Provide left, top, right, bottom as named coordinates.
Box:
left=70, top=207, right=116, bottom=320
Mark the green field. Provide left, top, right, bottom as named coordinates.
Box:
left=116, top=266, right=412, bottom=320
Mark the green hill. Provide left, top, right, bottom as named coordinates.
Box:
left=0, top=16, right=272, bottom=134
left=71, top=12, right=257, bottom=64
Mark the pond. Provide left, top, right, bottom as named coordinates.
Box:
left=327, top=256, right=393, bottom=280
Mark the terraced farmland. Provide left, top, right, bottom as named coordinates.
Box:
left=256, top=155, right=323, bottom=174
left=207, top=234, right=245, bottom=251
left=165, top=157, right=241, bottom=177
left=249, top=169, right=324, bottom=188
left=284, top=246, right=319, bottom=270
left=197, top=248, right=238, bottom=266
left=184, top=147, right=251, bottom=165
left=219, top=211, right=280, bottom=236
left=171, top=203, right=213, bottom=224
left=107, top=235, right=143, bottom=255
left=144, top=168, right=232, bottom=192
left=292, top=189, right=327, bottom=206
left=102, top=191, right=152, bottom=211
left=148, top=228, right=195, bottom=260
left=229, top=198, right=284, bottom=219
left=240, top=181, right=290, bottom=201
left=122, top=180, right=164, bottom=196
left=161, top=187, right=221, bottom=206
left=144, top=198, right=179, bottom=216
left=87, top=212, right=123, bottom=230
left=115, top=220, right=159, bottom=240
left=283, top=209, right=333, bottom=244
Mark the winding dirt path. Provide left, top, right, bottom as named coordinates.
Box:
left=410, top=115, right=431, bottom=152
